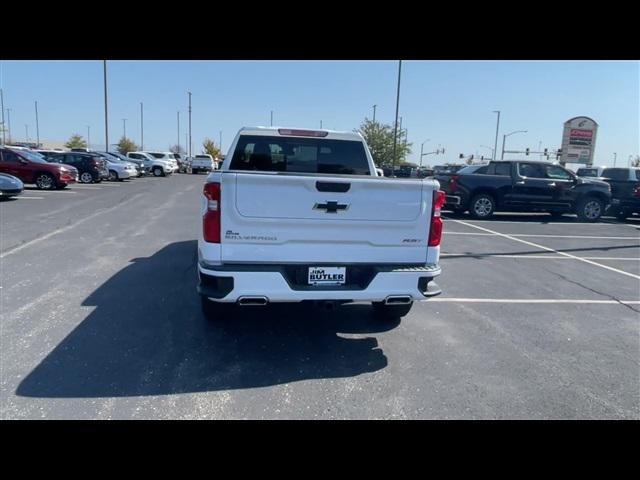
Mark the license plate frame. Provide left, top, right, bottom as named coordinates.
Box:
left=308, top=266, right=346, bottom=286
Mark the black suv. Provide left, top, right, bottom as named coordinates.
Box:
left=43, top=152, right=109, bottom=183
left=601, top=167, right=640, bottom=219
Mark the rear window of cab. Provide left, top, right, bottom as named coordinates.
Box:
left=230, top=135, right=371, bottom=175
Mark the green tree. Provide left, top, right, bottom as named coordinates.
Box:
left=357, top=118, right=411, bottom=166
left=631, top=155, right=640, bottom=167
left=202, top=138, right=221, bottom=158
left=116, top=136, right=138, bottom=155
left=64, top=133, right=87, bottom=149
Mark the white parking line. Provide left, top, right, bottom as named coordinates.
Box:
left=15, top=196, right=44, bottom=200
left=0, top=193, right=144, bottom=259
left=445, top=218, right=640, bottom=281
left=426, top=298, right=640, bottom=305
left=441, top=254, right=640, bottom=261
left=444, top=232, right=639, bottom=240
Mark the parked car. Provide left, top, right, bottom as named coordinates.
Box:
left=435, top=164, right=488, bottom=205
left=191, top=154, right=216, bottom=174
left=141, top=151, right=179, bottom=173
left=441, top=160, right=612, bottom=221
left=127, top=152, right=173, bottom=177
left=174, top=153, right=188, bottom=173
left=106, top=152, right=147, bottom=176
left=576, top=166, right=606, bottom=179
left=0, top=172, right=24, bottom=199
left=0, top=146, right=78, bottom=190
left=91, top=152, right=139, bottom=181
left=600, top=167, right=640, bottom=220
left=198, top=126, right=444, bottom=321
left=45, top=152, right=109, bottom=183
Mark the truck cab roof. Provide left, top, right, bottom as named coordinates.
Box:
left=238, top=126, right=364, bottom=142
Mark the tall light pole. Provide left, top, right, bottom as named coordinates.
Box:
left=87, top=125, right=90, bottom=149
left=501, top=130, right=527, bottom=160
left=480, top=145, right=494, bottom=159
left=270, top=110, right=273, bottom=126
left=219, top=130, right=222, bottom=153
left=492, top=110, right=500, bottom=161
left=6, top=108, right=11, bottom=143
left=372, top=104, right=377, bottom=123
left=613, top=152, right=617, bottom=167
left=187, top=91, right=192, bottom=158
left=122, top=118, right=127, bottom=138
left=25, top=124, right=29, bottom=142
left=0, top=88, right=5, bottom=145
left=103, top=60, right=109, bottom=151
left=177, top=111, right=180, bottom=152
left=391, top=60, right=402, bottom=174
left=320, top=120, right=323, bottom=129
left=419, top=139, right=431, bottom=167
left=140, top=102, right=144, bottom=150
left=34, top=101, right=40, bottom=147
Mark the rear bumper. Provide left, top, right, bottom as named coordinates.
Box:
left=444, top=195, right=461, bottom=206
left=197, top=263, right=442, bottom=303
left=0, top=188, right=23, bottom=197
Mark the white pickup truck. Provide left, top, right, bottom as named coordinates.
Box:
left=197, top=127, right=444, bottom=320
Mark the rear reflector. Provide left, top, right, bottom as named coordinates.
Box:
left=428, top=190, right=445, bottom=247
left=277, top=128, right=328, bottom=137
left=203, top=182, right=221, bottom=243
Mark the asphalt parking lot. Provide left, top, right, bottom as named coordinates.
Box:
left=1, top=174, right=638, bottom=419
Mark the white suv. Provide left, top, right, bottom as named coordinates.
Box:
left=142, top=151, right=179, bottom=173
left=127, top=152, right=173, bottom=177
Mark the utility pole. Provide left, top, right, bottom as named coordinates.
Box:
left=187, top=91, right=192, bottom=158
left=0, top=88, right=5, bottom=145
left=140, top=102, right=144, bottom=150
left=103, top=60, right=109, bottom=151
left=34, top=101, right=40, bottom=147
left=419, top=139, right=430, bottom=167
left=372, top=104, right=377, bottom=123
left=492, top=110, right=500, bottom=161
left=320, top=120, right=323, bottom=129
left=6, top=108, right=11, bottom=143
left=391, top=60, right=402, bottom=174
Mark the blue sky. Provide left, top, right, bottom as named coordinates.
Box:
left=1, top=60, right=638, bottom=167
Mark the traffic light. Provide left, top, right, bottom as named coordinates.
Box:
left=525, top=148, right=530, bottom=156
left=544, top=148, right=548, bottom=156
left=481, top=156, right=484, bottom=160
left=441, top=148, right=445, bottom=154
left=459, top=153, right=464, bottom=159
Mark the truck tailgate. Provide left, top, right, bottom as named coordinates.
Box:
left=220, top=172, right=435, bottom=264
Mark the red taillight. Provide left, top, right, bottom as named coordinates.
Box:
left=277, top=128, right=328, bottom=137
left=428, top=190, right=446, bottom=247
left=203, top=182, right=221, bottom=243
left=448, top=174, right=459, bottom=192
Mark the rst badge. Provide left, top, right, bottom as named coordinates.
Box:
left=308, top=267, right=346, bottom=285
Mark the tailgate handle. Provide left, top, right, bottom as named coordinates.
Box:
left=316, top=181, right=351, bottom=193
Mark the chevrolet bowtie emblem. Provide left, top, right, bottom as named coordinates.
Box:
left=314, top=201, right=349, bottom=213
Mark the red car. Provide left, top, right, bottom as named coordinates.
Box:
left=0, top=147, right=78, bottom=189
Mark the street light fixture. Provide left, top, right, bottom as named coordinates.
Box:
left=501, top=130, right=528, bottom=160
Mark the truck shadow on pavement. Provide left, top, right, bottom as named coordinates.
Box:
left=16, top=240, right=394, bottom=398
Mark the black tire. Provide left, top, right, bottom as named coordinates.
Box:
left=372, top=301, right=413, bottom=319
left=469, top=193, right=496, bottom=219
left=35, top=172, right=56, bottom=190
left=108, top=170, right=118, bottom=181
left=201, top=297, right=233, bottom=321
left=152, top=166, right=164, bottom=177
left=576, top=196, right=604, bottom=222
left=79, top=171, right=94, bottom=184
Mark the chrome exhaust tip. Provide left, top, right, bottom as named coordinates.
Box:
left=237, top=296, right=269, bottom=306
left=384, top=295, right=412, bottom=305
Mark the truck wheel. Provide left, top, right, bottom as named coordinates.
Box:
left=372, top=301, right=413, bottom=319
left=201, top=297, right=232, bottom=321
left=469, top=194, right=495, bottom=219
left=576, top=196, right=604, bottom=222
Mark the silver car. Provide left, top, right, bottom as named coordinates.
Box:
left=0, top=173, right=24, bottom=199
